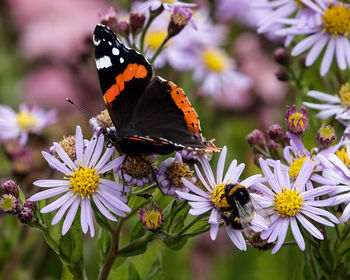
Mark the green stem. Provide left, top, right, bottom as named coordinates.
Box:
left=139, top=14, right=153, bottom=53
left=308, top=250, right=320, bottom=280
left=131, top=183, right=157, bottom=195
left=98, top=219, right=124, bottom=280
left=118, top=233, right=153, bottom=255
left=177, top=214, right=206, bottom=236
left=150, top=35, right=171, bottom=64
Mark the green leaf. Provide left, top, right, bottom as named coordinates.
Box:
left=128, top=262, right=141, bottom=280
left=163, top=235, right=188, bottom=250
left=119, top=243, right=148, bottom=258
left=61, top=265, right=74, bottom=280
left=58, top=227, right=83, bottom=265
left=144, top=255, right=164, bottom=280
left=130, top=221, right=146, bottom=242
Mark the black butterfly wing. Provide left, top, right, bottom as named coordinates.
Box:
left=93, top=24, right=153, bottom=129
left=129, top=77, right=218, bottom=150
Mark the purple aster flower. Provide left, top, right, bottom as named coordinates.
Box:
left=277, top=0, right=350, bottom=75
left=140, top=0, right=196, bottom=12
left=0, top=104, right=56, bottom=146
left=30, top=126, right=130, bottom=237
left=285, top=105, right=308, bottom=135
left=256, top=158, right=338, bottom=254
left=157, top=152, right=195, bottom=197
left=114, top=154, right=157, bottom=187
left=304, top=83, right=350, bottom=126
left=280, top=132, right=336, bottom=190
left=319, top=145, right=350, bottom=223
left=138, top=201, right=164, bottom=231
left=176, top=146, right=268, bottom=251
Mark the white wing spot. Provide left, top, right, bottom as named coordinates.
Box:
left=96, top=56, right=112, bottom=69
left=112, top=48, right=120, bottom=56
left=94, top=38, right=101, bottom=46
left=108, top=41, right=112, bottom=46
left=120, top=57, right=124, bottom=63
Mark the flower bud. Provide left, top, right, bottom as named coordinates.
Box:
left=130, top=11, right=145, bottom=35
left=116, top=20, right=130, bottom=38
left=168, top=7, right=193, bottom=37
left=273, top=48, right=289, bottom=65
left=138, top=202, right=163, bottom=232
left=24, top=200, right=35, bottom=210
left=317, top=125, right=335, bottom=149
left=18, top=207, right=34, bottom=224
left=286, top=105, right=308, bottom=136
left=99, top=7, right=118, bottom=27
left=247, top=129, right=267, bottom=150
left=267, top=124, right=289, bottom=146
left=2, top=180, right=19, bottom=197
left=275, top=68, right=289, bottom=82
left=0, top=194, right=20, bottom=213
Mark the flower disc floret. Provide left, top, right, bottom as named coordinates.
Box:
left=289, top=156, right=307, bottom=179
left=339, top=83, right=350, bottom=107
left=123, top=156, right=153, bottom=179
left=210, top=183, right=230, bottom=209
left=146, top=31, right=167, bottom=50
left=17, top=112, right=37, bottom=131
left=202, top=48, right=228, bottom=72
left=166, top=161, right=193, bottom=187
left=322, top=5, right=350, bottom=37
left=274, top=189, right=303, bottom=217
left=336, top=146, right=350, bottom=167
left=69, top=166, right=100, bottom=198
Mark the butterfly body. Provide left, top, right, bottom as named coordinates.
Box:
left=93, top=24, right=218, bottom=156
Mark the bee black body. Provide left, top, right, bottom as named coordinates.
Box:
left=219, top=184, right=255, bottom=230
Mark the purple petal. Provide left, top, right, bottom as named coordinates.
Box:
left=210, top=223, right=219, bottom=240
left=188, top=201, right=212, bottom=209
left=189, top=206, right=212, bottom=215
left=306, top=35, right=328, bottom=66
left=320, top=38, right=335, bottom=76
left=208, top=208, right=220, bottom=224
left=339, top=203, right=350, bottom=223
left=240, top=174, right=261, bottom=188
left=83, top=135, right=97, bottom=166
left=175, top=191, right=209, bottom=202
left=199, top=155, right=215, bottom=186
left=226, top=226, right=246, bottom=251
left=98, top=156, right=125, bottom=174
left=95, top=193, right=127, bottom=217
left=272, top=218, right=289, bottom=254
left=99, top=178, right=126, bottom=192
left=259, top=158, right=280, bottom=193
left=296, top=213, right=323, bottom=239
left=51, top=196, right=76, bottom=225
left=95, top=147, right=117, bottom=170
left=62, top=198, right=80, bottom=235
left=86, top=200, right=95, bottom=237
left=89, top=135, right=105, bottom=167
left=99, top=189, right=130, bottom=212
left=93, top=196, right=117, bottom=222
left=293, top=159, right=314, bottom=192
left=80, top=198, right=88, bottom=233
left=53, top=142, right=75, bottom=171
left=34, top=179, right=69, bottom=188
left=194, top=164, right=212, bottom=192
left=290, top=217, right=305, bottom=250
left=182, top=178, right=210, bottom=198
left=301, top=208, right=335, bottom=226
left=216, top=146, right=227, bottom=183
left=223, top=159, right=237, bottom=183
left=75, top=126, right=84, bottom=163
left=302, top=185, right=333, bottom=199
left=41, top=192, right=72, bottom=213
left=42, top=151, right=72, bottom=175
left=229, top=163, right=245, bottom=184
left=30, top=187, right=68, bottom=201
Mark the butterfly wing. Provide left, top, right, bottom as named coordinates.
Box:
left=93, top=24, right=153, bottom=129
left=129, top=76, right=218, bottom=150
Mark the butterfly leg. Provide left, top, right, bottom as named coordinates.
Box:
left=137, top=155, right=165, bottom=195
left=120, top=155, right=129, bottom=192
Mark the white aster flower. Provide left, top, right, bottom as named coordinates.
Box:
left=304, top=83, right=350, bottom=125
left=0, top=104, right=56, bottom=145
left=30, top=126, right=130, bottom=237
left=255, top=159, right=337, bottom=254
left=176, top=146, right=268, bottom=251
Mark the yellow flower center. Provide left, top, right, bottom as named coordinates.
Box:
left=202, top=48, right=228, bottom=72
left=294, top=0, right=305, bottom=7
left=210, top=183, right=230, bottom=209
left=1, top=196, right=16, bottom=211
left=336, top=146, right=350, bottom=167
left=69, top=166, right=100, bottom=198
left=122, top=156, right=153, bottom=179
left=144, top=211, right=162, bottom=229
left=145, top=31, right=168, bottom=50
left=274, top=189, right=303, bottom=217
left=287, top=113, right=307, bottom=131
left=289, top=156, right=307, bottom=180
left=161, top=0, right=176, bottom=3
left=339, top=83, right=350, bottom=107
left=322, top=5, right=350, bottom=36
left=17, top=112, right=37, bottom=131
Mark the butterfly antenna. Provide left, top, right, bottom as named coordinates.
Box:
left=66, top=98, right=95, bottom=118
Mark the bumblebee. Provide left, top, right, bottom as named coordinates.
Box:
left=218, top=184, right=256, bottom=230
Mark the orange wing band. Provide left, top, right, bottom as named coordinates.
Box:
left=103, top=63, right=148, bottom=105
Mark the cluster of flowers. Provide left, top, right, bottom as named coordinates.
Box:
left=255, top=0, right=350, bottom=75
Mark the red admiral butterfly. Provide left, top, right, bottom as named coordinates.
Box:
left=93, top=24, right=219, bottom=156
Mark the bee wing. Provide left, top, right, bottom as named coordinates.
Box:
left=249, top=193, right=271, bottom=231
left=234, top=199, right=255, bottom=230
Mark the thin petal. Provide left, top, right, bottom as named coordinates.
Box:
left=272, top=218, right=289, bottom=254
left=62, top=198, right=80, bottom=235
left=240, top=174, right=262, bottom=188
left=42, top=151, right=72, bottom=175
left=226, top=226, right=246, bottom=251
left=223, top=159, right=238, bottom=183
left=194, top=164, right=212, bottom=192
left=290, top=217, right=305, bottom=250
left=175, top=191, right=209, bottom=202
left=41, top=192, right=72, bottom=213
left=30, top=187, right=68, bottom=201
left=89, top=135, right=105, bottom=167
left=182, top=178, right=210, bottom=198
left=34, top=179, right=69, bottom=188
left=210, top=223, right=219, bottom=240
left=216, top=146, right=227, bottom=183
left=75, top=126, right=84, bottom=163
left=53, top=142, right=75, bottom=171
left=92, top=196, right=117, bottom=221
left=95, top=147, right=117, bottom=170
left=320, top=38, right=335, bottom=76
left=296, top=213, right=323, bottom=239
left=51, top=196, right=75, bottom=225
left=80, top=198, right=88, bottom=233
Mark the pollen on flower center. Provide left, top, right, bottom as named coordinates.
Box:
left=146, top=31, right=168, bottom=50
left=210, top=183, right=230, bottom=209
left=294, top=0, right=305, bottom=7
left=122, top=156, right=153, bottom=179
left=202, top=48, right=228, bottom=72
left=339, top=83, right=350, bottom=107
left=274, top=189, right=303, bottom=217
left=288, top=113, right=307, bottom=131
left=322, top=5, right=350, bottom=36
left=17, top=112, right=37, bottom=131
left=161, top=0, right=176, bottom=3
left=166, top=161, right=193, bottom=187
left=69, top=166, right=100, bottom=198
left=289, top=156, right=307, bottom=179
left=336, top=146, right=350, bottom=167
